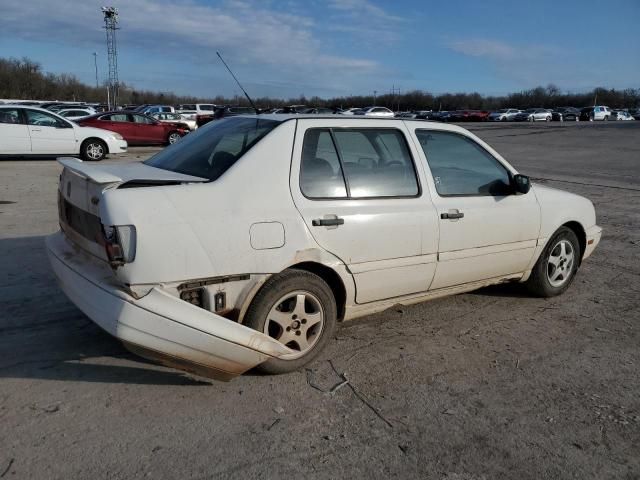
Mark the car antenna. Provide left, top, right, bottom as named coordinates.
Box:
left=216, top=51, right=259, bottom=114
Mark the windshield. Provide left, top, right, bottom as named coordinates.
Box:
left=144, top=117, right=281, bottom=180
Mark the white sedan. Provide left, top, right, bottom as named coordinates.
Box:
left=355, top=106, right=395, bottom=117
left=46, top=116, right=601, bottom=380
left=0, top=105, right=127, bottom=161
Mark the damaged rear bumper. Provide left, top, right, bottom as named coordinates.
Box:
left=45, top=231, right=290, bottom=381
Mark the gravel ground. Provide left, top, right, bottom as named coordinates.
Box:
left=1, top=122, right=639, bottom=479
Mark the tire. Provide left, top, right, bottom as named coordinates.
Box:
left=546, top=116, right=551, bottom=122
left=528, top=116, right=534, bottom=122
left=604, top=116, right=609, bottom=122
left=526, top=226, right=580, bottom=297
left=244, top=270, right=337, bottom=374
left=80, top=138, right=107, bottom=161
left=167, top=131, right=182, bottom=145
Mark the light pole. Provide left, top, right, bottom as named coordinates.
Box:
left=93, top=52, right=99, bottom=88
left=373, top=90, right=377, bottom=105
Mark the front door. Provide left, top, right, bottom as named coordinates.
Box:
left=291, top=119, right=439, bottom=304
left=132, top=114, right=166, bottom=144
left=0, top=108, right=31, bottom=154
left=25, top=109, right=77, bottom=154
left=413, top=129, right=540, bottom=290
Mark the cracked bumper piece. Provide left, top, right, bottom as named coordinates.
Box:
left=45, top=231, right=290, bottom=381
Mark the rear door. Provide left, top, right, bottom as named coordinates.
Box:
left=0, top=107, right=31, bottom=154
left=291, top=118, right=439, bottom=304
left=25, top=109, right=77, bottom=154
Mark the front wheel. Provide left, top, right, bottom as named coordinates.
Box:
left=244, top=270, right=337, bottom=374
left=80, top=138, right=107, bottom=161
left=526, top=227, right=580, bottom=297
left=167, top=131, right=182, bottom=145
left=546, top=116, right=551, bottom=122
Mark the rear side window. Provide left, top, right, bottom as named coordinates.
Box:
left=416, top=130, right=512, bottom=196
left=300, top=128, right=419, bottom=199
left=0, top=108, right=22, bottom=124
left=102, top=114, right=129, bottom=122
left=145, top=117, right=281, bottom=180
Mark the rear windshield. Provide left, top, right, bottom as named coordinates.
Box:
left=144, top=117, right=281, bottom=181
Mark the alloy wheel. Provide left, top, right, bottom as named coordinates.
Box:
left=547, top=239, right=575, bottom=288
left=264, top=290, right=324, bottom=359
left=86, top=142, right=104, bottom=160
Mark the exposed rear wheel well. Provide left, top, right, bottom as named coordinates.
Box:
left=562, top=221, right=586, bottom=262
left=289, top=262, right=346, bottom=321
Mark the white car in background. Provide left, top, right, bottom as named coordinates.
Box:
left=177, top=103, right=216, bottom=120
left=150, top=112, right=197, bottom=131
left=611, top=110, right=634, bottom=121
left=355, top=106, right=395, bottom=117
left=46, top=115, right=601, bottom=380
left=0, top=105, right=127, bottom=160
left=339, top=108, right=361, bottom=115
left=57, top=108, right=96, bottom=121
left=488, top=109, right=522, bottom=121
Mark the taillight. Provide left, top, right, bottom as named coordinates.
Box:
left=102, top=225, right=136, bottom=266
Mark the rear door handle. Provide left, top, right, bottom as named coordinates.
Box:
left=312, top=217, right=344, bottom=227
left=441, top=211, right=464, bottom=220
left=31, top=128, right=42, bottom=132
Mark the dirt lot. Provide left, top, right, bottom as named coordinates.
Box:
left=1, top=122, right=639, bottom=479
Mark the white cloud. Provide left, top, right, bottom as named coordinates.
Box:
left=0, top=0, right=378, bottom=95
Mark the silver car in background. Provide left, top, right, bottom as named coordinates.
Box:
left=355, top=106, right=395, bottom=117
left=150, top=112, right=197, bottom=131
left=514, top=108, right=552, bottom=122
left=488, top=108, right=521, bottom=121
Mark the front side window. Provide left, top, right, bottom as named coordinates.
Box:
left=25, top=110, right=66, bottom=128
left=145, top=117, right=281, bottom=180
left=416, top=130, right=512, bottom=196
left=300, top=128, right=419, bottom=199
left=0, top=108, right=22, bottom=124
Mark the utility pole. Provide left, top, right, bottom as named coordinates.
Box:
left=92, top=52, right=99, bottom=89
left=102, top=6, right=120, bottom=109
left=373, top=90, right=377, bottom=104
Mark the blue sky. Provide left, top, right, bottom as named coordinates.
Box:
left=0, top=0, right=638, bottom=99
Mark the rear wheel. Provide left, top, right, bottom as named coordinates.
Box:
left=80, top=138, right=107, bottom=161
left=526, top=227, right=580, bottom=297
left=244, top=270, right=337, bottom=374
left=546, top=115, right=551, bottom=122
left=167, top=131, right=182, bottom=145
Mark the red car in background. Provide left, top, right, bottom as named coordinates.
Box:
left=77, top=111, right=188, bottom=145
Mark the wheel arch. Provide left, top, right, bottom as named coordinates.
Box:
left=562, top=220, right=586, bottom=263
left=288, top=262, right=347, bottom=321
left=81, top=137, right=109, bottom=154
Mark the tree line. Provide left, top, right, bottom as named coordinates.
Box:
left=1, top=56, right=639, bottom=110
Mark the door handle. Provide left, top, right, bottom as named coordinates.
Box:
left=31, top=128, right=42, bottom=132
left=312, top=217, right=344, bottom=227
left=441, top=211, right=464, bottom=220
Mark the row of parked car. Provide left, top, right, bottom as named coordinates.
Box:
left=397, top=106, right=640, bottom=122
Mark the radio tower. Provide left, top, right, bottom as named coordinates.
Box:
left=102, top=7, right=119, bottom=109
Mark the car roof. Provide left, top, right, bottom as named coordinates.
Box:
left=233, top=114, right=479, bottom=134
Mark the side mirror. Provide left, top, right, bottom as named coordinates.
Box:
left=513, top=174, right=531, bottom=194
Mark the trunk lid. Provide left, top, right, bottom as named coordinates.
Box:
left=57, top=157, right=206, bottom=258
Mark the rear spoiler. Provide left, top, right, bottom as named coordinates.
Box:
left=57, top=157, right=122, bottom=184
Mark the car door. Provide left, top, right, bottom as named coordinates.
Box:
left=413, top=128, right=540, bottom=290
left=132, top=114, right=166, bottom=144
left=290, top=119, right=439, bottom=304
left=25, top=109, right=77, bottom=154
left=0, top=107, right=31, bottom=154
